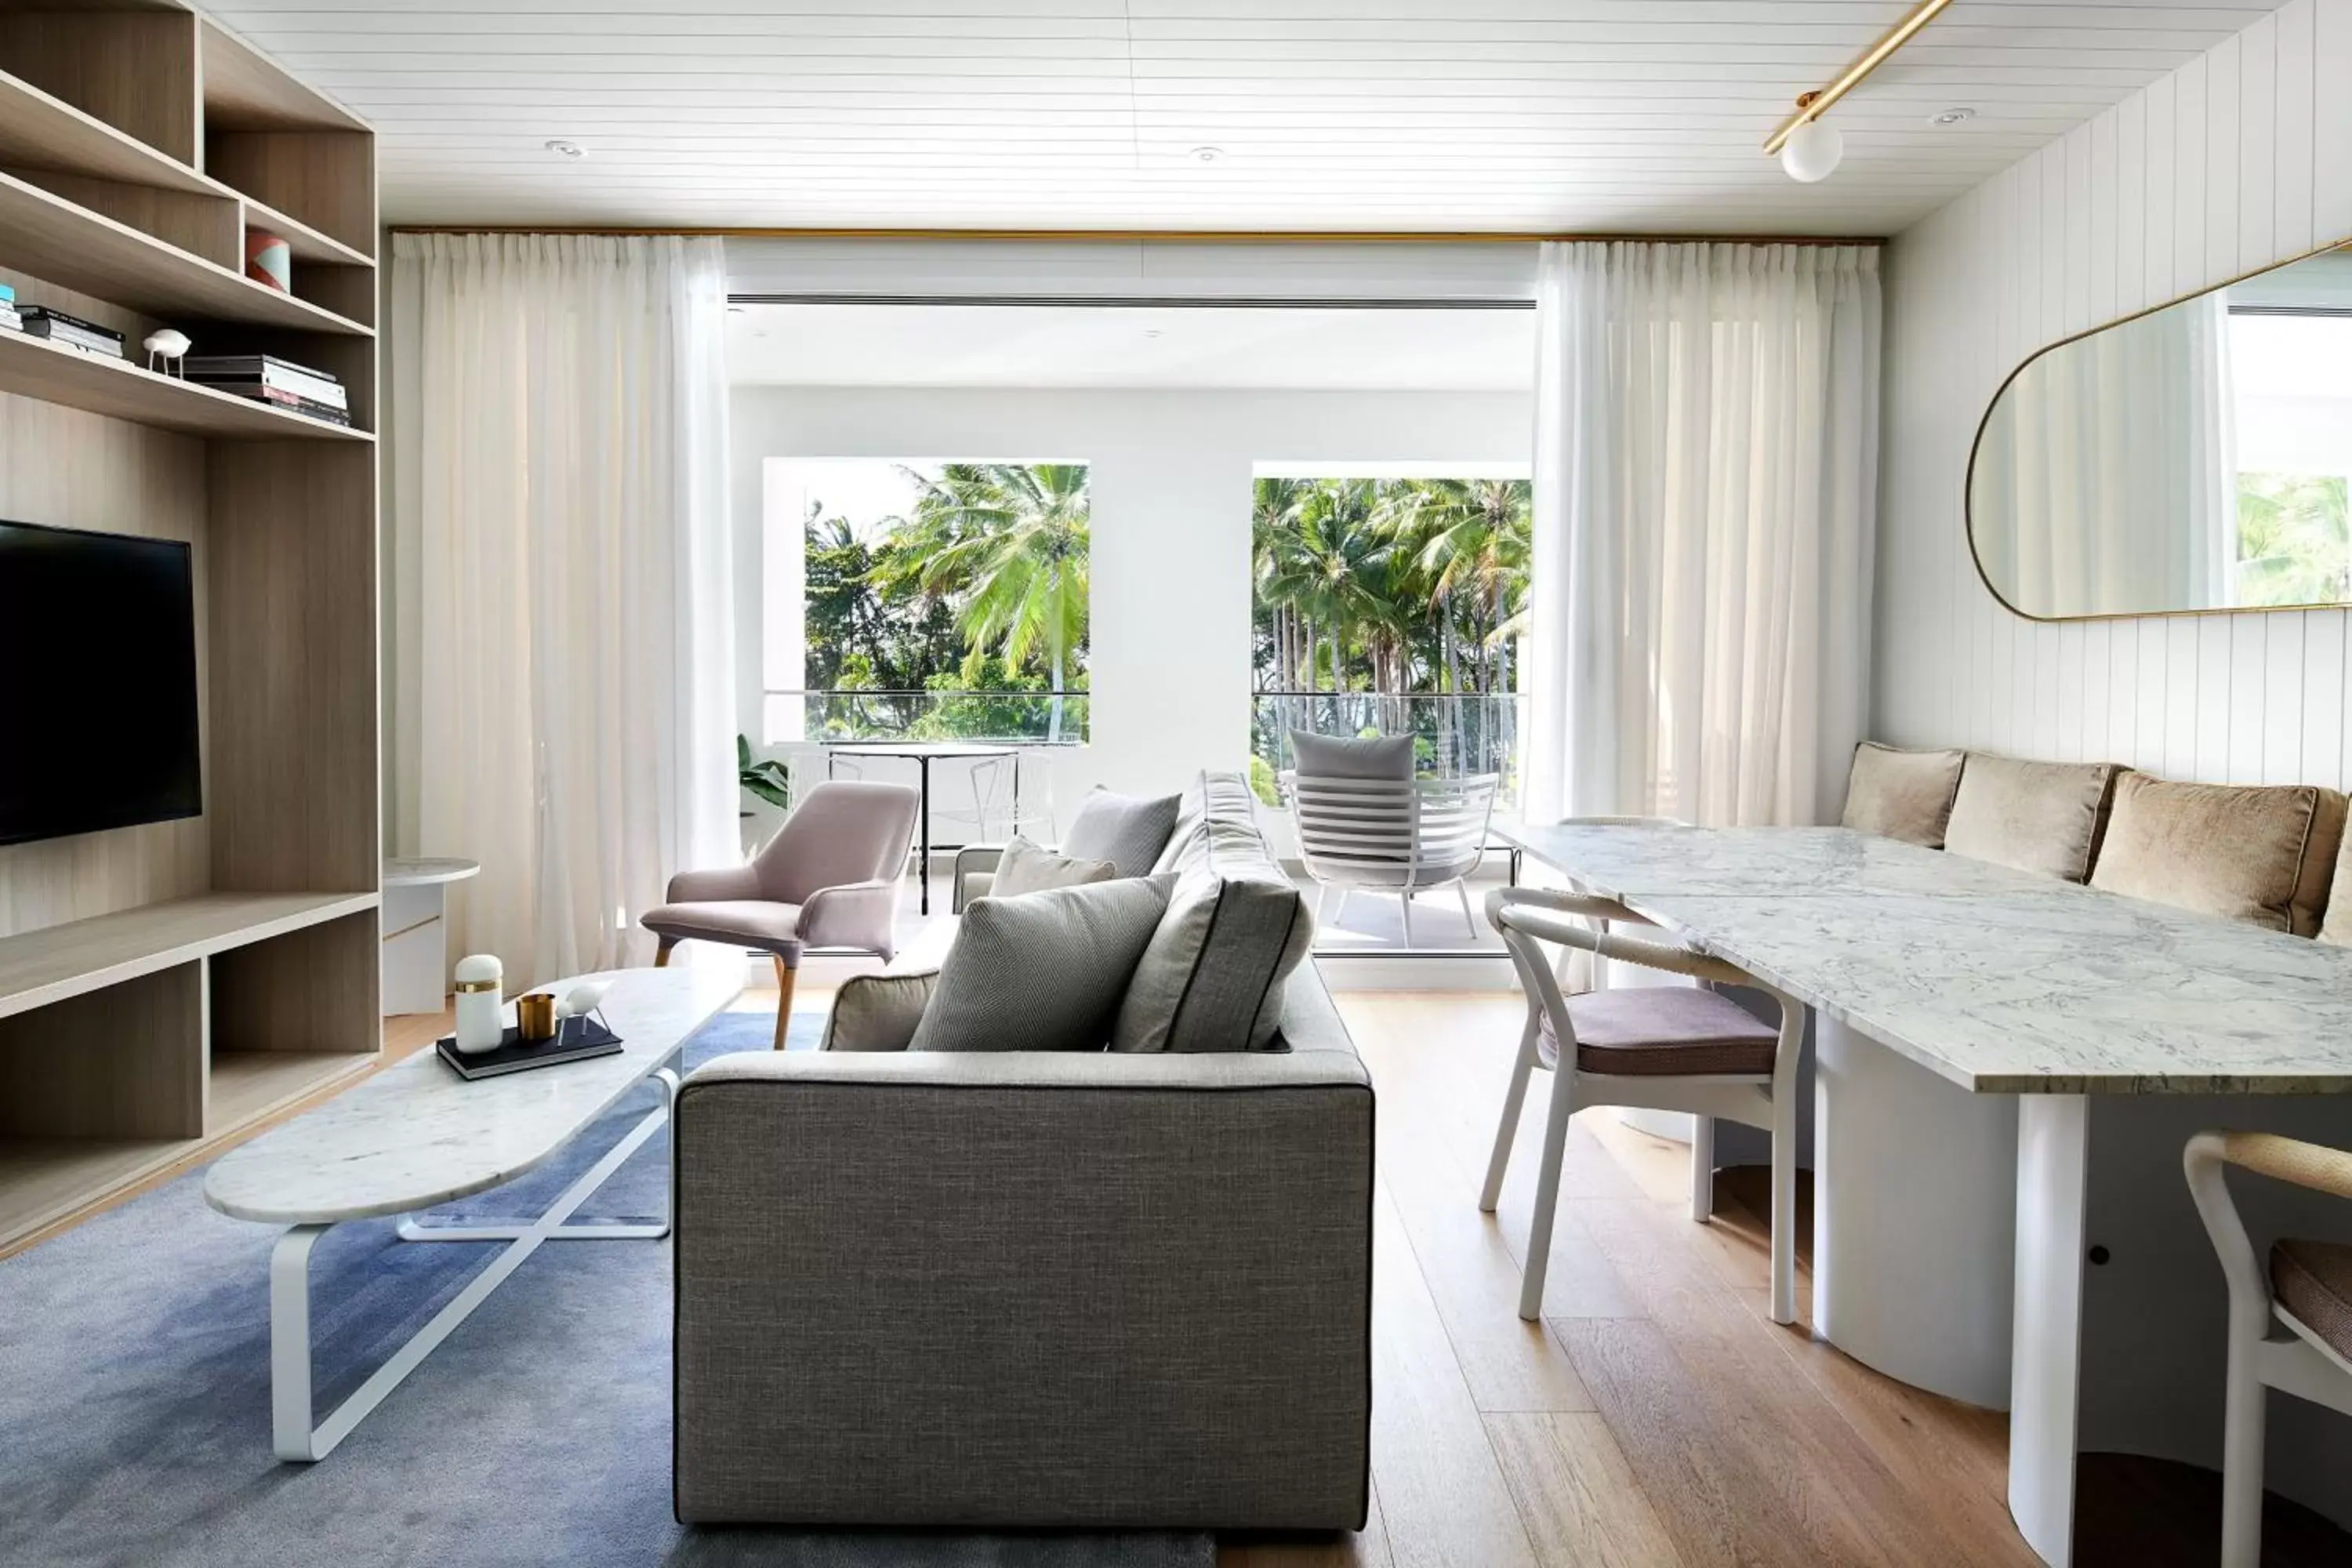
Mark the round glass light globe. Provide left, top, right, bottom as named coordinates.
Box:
left=1780, top=120, right=1844, bottom=183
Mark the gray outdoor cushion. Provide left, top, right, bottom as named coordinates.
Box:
left=909, top=877, right=1173, bottom=1052
left=1115, top=771, right=1312, bottom=1053
left=1290, top=731, right=1414, bottom=781
left=1062, top=788, right=1183, bottom=877
left=819, top=970, right=940, bottom=1052
left=991, top=834, right=1117, bottom=897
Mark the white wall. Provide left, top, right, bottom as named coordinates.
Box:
left=1875, top=0, right=2352, bottom=785
left=728, top=387, right=1532, bottom=811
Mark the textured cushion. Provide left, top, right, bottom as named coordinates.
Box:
left=1537, top=986, right=1779, bottom=1078
left=2090, top=772, right=2347, bottom=936
left=640, top=900, right=803, bottom=953
left=2317, top=833, right=2352, bottom=947
left=1290, top=731, right=1414, bottom=781
left=1061, top=788, right=1182, bottom=878
left=1944, top=753, right=2121, bottom=882
left=2271, top=1238, right=2352, bottom=1360
left=1115, top=771, right=1312, bottom=1053
left=908, top=878, right=1172, bottom=1053
left=1840, top=742, right=1965, bottom=848
left=819, top=970, right=939, bottom=1052
left=990, top=835, right=1117, bottom=897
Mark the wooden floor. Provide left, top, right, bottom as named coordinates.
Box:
left=1214, top=990, right=2043, bottom=1568
left=9, top=978, right=2259, bottom=1565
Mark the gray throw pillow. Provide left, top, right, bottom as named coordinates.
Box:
left=908, top=877, right=1173, bottom=1052
left=820, top=970, right=939, bottom=1052
left=1060, top=787, right=1181, bottom=877
left=1112, top=866, right=1312, bottom=1054
left=1290, top=731, right=1414, bottom=780
left=991, top=834, right=1117, bottom=897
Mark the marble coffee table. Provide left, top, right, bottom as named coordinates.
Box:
left=205, top=964, right=742, bottom=1461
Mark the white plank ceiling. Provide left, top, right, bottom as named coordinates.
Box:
left=205, top=0, right=2293, bottom=236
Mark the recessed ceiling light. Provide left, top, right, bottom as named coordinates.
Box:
left=1189, top=146, right=1225, bottom=165
left=1929, top=107, right=1976, bottom=127
left=1142, top=328, right=1164, bottom=339
left=544, top=139, right=586, bottom=158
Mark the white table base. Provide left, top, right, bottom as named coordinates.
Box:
left=1813, top=1014, right=2018, bottom=1409
left=267, top=1065, right=679, bottom=1462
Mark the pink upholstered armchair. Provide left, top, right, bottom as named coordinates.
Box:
left=641, top=779, right=920, bottom=1048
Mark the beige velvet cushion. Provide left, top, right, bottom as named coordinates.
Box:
left=1840, top=742, right=1965, bottom=848
left=1944, top=753, right=2120, bottom=883
left=1537, top=987, right=1779, bottom=1078
left=819, top=970, right=939, bottom=1052
left=2089, top=773, right=2347, bottom=936
left=989, top=835, right=1117, bottom=898
left=2319, top=832, right=2352, bottom=946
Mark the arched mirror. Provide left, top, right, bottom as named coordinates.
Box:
left=1969, top=243, right=2352, bottom=619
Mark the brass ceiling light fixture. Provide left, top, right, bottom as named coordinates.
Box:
left=1765, top=0, right=1956, bottom=183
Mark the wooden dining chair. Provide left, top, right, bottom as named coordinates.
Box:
left=1483, top=884, right=1807, bottom=1324
left=2184, top=1131, right=2352, bottom=1567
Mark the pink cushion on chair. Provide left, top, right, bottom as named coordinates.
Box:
left=1537, top=986, right=1779, bottom=1078
left=639, top=900, right=804, bottom=953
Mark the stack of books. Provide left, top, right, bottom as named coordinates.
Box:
left=0, top=284, right=20, bottom=334
left=20, top=307, right=123, bottom=358
left=182, top=354, right=350, bottom=426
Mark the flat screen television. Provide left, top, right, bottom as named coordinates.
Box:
left=0, top=519, right=202, bottom=847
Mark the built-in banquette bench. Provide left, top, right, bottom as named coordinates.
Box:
left=1844, top=740, right=2350, bottom=939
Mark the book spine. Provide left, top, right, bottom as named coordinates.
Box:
left=187, top=365, right=347, bottom=408
left=26, top=323, right=123, bottom=354
left=20, top=307, right=122, bottom=343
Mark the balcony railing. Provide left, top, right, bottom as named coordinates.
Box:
left=1252, top=690, right=1521, bottom=807
left=764, top=688, right=1091, bottom=744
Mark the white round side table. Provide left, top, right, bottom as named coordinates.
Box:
left=381, top=858, right=481, bottom=1016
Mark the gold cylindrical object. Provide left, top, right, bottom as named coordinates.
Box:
left=514, top=990, right=559, bottom=1042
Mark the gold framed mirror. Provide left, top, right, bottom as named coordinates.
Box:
left=1968, top=241, right=2352, bottom=621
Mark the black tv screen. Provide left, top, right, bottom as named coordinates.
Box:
left=0, top=520, right=201, bottom=847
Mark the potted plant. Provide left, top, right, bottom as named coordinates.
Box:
left=739, top=735, right=792, bottom=853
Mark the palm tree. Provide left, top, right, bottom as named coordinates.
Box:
left=2237, top=472, right=2350, bottom=608
left=877, top=463, right=1091, bottom=742
left=1254, top=477, right=1316, bottom=691
left=1288, top=479, right=1396, bottom=699
left=1408, top=478, right=1532, bottom=697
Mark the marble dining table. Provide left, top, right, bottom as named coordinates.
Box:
left=1498, top=821, right=2352, bottom=1566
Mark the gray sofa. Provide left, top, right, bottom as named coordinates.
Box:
left=672, top=771, right=1374, bottom=1530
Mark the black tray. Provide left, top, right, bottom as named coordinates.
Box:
left=435, top=1016, right=623, bottom=1080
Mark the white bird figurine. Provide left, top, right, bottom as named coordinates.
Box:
left=557, top=979, right=612, bottom=1020
left=143, top=329, right=191, bottom=376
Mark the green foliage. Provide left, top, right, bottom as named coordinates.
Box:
left=1252, top=476, right=1532, bottom=698
left=736, top=733, right=793, bottom=811
left=802, top=464, right=1091, bottom=741
left=2236, top=471, right=2351, bottom=608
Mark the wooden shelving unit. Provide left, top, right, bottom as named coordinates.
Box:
left=0, top=1, right=381, bottom=1253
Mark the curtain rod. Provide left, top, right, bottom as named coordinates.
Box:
left=386, top=224, right=1886, bottom=248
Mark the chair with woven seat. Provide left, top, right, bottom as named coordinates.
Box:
left=640, top=780, right=920, bottom=1049
left=2184, top=1131, right=2352, bottom=1567
left=1483, top=884, right=1806, bottom=1324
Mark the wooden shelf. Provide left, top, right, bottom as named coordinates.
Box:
left=0, top=66, right=215, bottom=195
left=241, top=192, right=371, bottom=267
left=0, top=327, right=368, bottom=439
left=0, top=167, right=370, bottom=336
left=199, top=18, right=368, bottom=135
left=0, top=1136, right=195, bottom=1253
left=0, top=891, right=379, bottom=1023
left=210, top=1050, right=372, bottom=1128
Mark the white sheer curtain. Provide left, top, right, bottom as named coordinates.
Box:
left=1972, top=292, right=2234, bottom=615
left=387, top=234, right=737, bottom=982
left=1521, top=241, right=1880, bottom=828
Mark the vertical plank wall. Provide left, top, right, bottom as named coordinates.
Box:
left=1874, top=0, right=2352, bottom=786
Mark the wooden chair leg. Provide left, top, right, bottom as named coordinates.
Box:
left=771, top=956, right=797, bottom=1051
left=653, top=938, right=676, bottom=969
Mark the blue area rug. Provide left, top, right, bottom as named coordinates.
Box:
left=0, top=1009, right=1213, bottom=1568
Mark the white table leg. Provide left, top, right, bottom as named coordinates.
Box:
left=2009, top=1093, right=2090, bottom=1567
left=268, top=1067, right=681, bottom=1462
